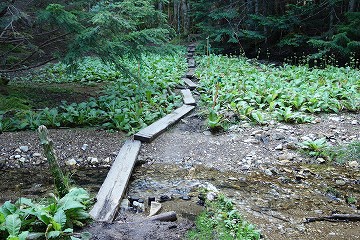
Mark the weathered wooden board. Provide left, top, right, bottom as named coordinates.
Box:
left=186, top=69, right=195, bottom=79
left=181, top=89, right=196, bottom=106
left=188, top=58, right=195, bottom=68
left=187, top=52, right=193, bottom=58
left=182, top=78, right=197, bottom=90
left=90, top=139, right=141, bottom=222
left=187, top=46, right=196, bottom=52
left=134, top=105, right=195, bottom=142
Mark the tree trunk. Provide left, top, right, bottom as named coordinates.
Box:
left=158, top=1, right=163, bottom=11
left=348, top=0, right=356, bottom=12
left=182, top=0, right=189, bottom=35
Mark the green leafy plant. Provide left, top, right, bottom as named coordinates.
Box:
left=196, top=54, right=359, bottom=129
left=0, top=51, right=186, bottom=133
left=0, top=188, right=91, bottom=240
left=187, top=195, right=260, bottom=240
left=207, top=108, right=223, bottom=132
left=300, top=138, right=329, bottom=157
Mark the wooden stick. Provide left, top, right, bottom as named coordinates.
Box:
left=38, top=125, right=69, bottom=198
left=305, top=214, right=360, bottom=223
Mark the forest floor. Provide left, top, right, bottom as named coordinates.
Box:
left=1, top=106, right=359, bottom=239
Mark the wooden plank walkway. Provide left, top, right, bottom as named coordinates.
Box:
left=186, top=68, right=195, bottom=79
left=181, top=89, right=196, bottom=106
left=182, top=78, right=197, bottom=90
left=188, top=58, right=195, bottom=68
left=89, top=139, right=141, bottom=222
left=134, top=105, right=195, bottom=142
left=187, top=46, right=196, bottom=52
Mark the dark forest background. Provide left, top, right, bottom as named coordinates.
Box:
left=1, top=0, right=359, bottom=73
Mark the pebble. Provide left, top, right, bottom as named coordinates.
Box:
left=314, top=210, right=323, bottom=214
left=251, top=130, right=263, bottom=136
left=244, top=138, right=259, bottom=144
left=264, top=169, right=273, bottom=176
left=14, top=148, right=21, bottom=153
left=159, top=195, right=170, bottom=202
left=65, top=158, right=77, bottom=166
left=348, top=161, right=359, bottom=168
left=284, top=142, right=297, bottom=150
left=14, top=155, right=21, bottom=159
left=206, top=192, right=217, bottom=201
left=104, top=157, right=111, bottom=163
left=19, top=157, right=26, bottom=163
left=317, top=158, right=326, bottom=164
left=81, top=144, right=88, bottom=151
left=20, top=146, right=29, bottom=152
left=300, top=136, right=312, bottom=142
left=90, top=157, right=99, bottom=164
left=203, top=131, right=212, bottom=136
left=278, top=153, right=295, bottom=161
left=32, top=153, right=41, bottom=157
left=351, top=120, right=358, bottom=125
left=275, top=144, right=283, bottom=150
left=335, top=179, right=346, bottom=186
left=181, top=195, right=191, bottom=201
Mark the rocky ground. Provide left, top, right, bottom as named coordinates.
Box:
left=1, top=110, right=359, bottom=239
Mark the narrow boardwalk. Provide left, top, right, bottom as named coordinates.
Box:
left=91, top=45, right=198, bottom=222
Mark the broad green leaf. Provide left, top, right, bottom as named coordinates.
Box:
left=0, top=212, right=5, bottom=223
left=1, top=201, right=17, bottom=215
left=46, top=230, right=61, bottom=239
left=6, top=236, right=20, bottom=240
left=18, top=231, right=29, bottom=240
left=5, top=214, right=21, bottom=236
left=15, top=198, right=33, bottom=207
left=63, top=228, right=73, bottom=233
left=53, top=209, right=67, bottom=229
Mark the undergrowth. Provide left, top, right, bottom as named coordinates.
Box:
left=196, top=55, right=360, bottom=130
left=0, top=188, right=91, bottom=240
left=299, top=139, right=360, bottom=165
left=187, top=195, right=260, bottom=240
left=0, top=50, right=187, bottom=134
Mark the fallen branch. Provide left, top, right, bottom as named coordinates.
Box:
left=0, top=57, right=56, bottom=73
left=250, top=207, right=290, bottom=222
left=305, top=214, right=360, bottom=223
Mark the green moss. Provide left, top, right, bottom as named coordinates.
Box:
left=0, top=96, right=31, bottom=111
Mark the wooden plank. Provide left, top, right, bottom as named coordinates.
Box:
left=187, top=46, right=196, bottom=52
left=90, top=139, right=141, bottom=222
left=182, top=78, right=197, bottom=90
left=134, top=105, right=195, bottom=142
left=181, top=89, right=196, bottom=106
left=186, top=68, right=195, bottom=79
left=188, top=58, right=195, bottom=68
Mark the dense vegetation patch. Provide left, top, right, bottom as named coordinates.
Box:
left=187, top=195, right=260, bottom=240
left=0, top=51, right=187, bottom=133
left=196, top=55, right=360, bottom=131
left=0, top=188, right=91, bottom=240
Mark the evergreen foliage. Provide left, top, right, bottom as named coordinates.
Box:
left=0, top=0, right=173, bottom=72
left=189, top=0, right=360, bottom=62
